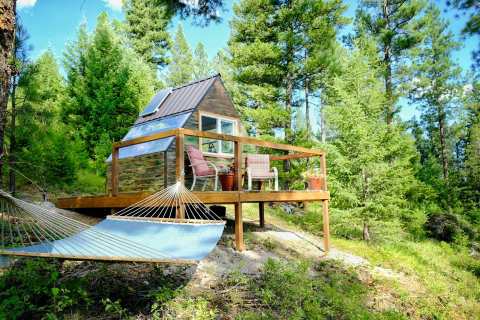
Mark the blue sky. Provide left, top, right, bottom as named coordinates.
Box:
left=18, top=0, right=477, bottom=121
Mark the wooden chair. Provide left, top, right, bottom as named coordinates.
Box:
left=245, top=154, right=278, bottom=191
left=186, top=145, right=219, bottom=191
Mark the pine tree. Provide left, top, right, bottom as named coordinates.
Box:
left=193, top=42, right=212, bottom=79
left=229, top=0, right=346, bottom=140
left=356, top=0, right=426, bottom=124
left=124, top=0, right=171, bottom=70
left=8, top=21, right=31, bottom=193
left=14, top=51, right=84, bottom=188
left=325, top=41, right=418, bottom=240
left=410, top=4, right=462, bottom=196
left=62, top=13, right=155, bottom=163
left=166, top=24, right=194, bottom=86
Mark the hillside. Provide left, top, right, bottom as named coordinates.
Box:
left=1, top=203, right=478, bottom=319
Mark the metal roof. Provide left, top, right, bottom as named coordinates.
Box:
left=135, top=74, right=219, bottom=125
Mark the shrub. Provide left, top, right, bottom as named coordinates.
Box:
left=0, top=259, right=90, bottom=319
left=424, top=212, right=476, bottom=242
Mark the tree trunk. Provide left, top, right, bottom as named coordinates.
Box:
left=305, top=77, right=310, bottom=136
left=438, top=109, right=449, bottom=181
left=0, top=0, right=16, bottom=187
left=8, top=74, right=15, bottom=194
left=363, top=222, right=370, bottom=241
left=283, top=73, right=293, bottom=189
left=383, top=0, right=394, bottom=125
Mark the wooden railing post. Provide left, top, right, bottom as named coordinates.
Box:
left=176, top=129, right=185, bottom=184
left=234, top=141, right=242, bottom=191
left=320, top=153, right=330, bottom=253
left=320, top=154, right=328, bottom=191
left=176, top=129, right=185, bottom=219
left=111, top=145, right=119, bottom=196
left=234, top=140, right=244, bottom=251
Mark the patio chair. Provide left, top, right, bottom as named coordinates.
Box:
left=186, top=145, right=219, bottom=191
left=245, top=154, right=278, bottom=191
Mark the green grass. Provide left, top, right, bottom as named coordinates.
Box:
left=252, top=203, right=480, bottom=319
left=333, top=239, right=480, bottom=319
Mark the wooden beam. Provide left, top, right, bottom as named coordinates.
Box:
left=107, top=215, right=226, bottom=225
left=175, top=132, right=185, bottom=183
left=180, top=128, right=324, bottom=156
left=0, top=250, right=197, bottom=265
left=270, top=153, right=313, bottom=161
left=114, top=129, right=178, bottom=148
left=322, top=200, right=330, bottom=252
left=239, top=191, right=329, bottom=202
left=176, top=132, right=185, bottom=218
left=259, top=202, right=265, bottom=228
left=234, top=202, right=244, bottom=251
left=111, top=146, right=119, bottom=196
left=56, top=191, right=329, bottom=209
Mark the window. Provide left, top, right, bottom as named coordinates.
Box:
left=200, top=114, right=236, bottom=155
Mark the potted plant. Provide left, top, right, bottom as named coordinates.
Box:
left=218, top=165, right=235, bottom=191
left=304, top=168, right=324, bottom=191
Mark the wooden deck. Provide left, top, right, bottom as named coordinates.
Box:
left=59, top=128, right=331, bottom=254
left=57, top=190, right=330, bottom=209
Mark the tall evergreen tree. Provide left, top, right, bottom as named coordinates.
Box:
left=229, top=0, right=346, bottom=140
left=166, top=24, right=194, bottom=86
left=124, top=0, right=171, bottom=70
left=14, top=51, right=84, bottom=188
left=356, top=0, right=426, bottom=124
left=62, top=13, right=155, bottom=164
left=325, top=41, right=418, bottom=240
left=410, top=4, right=462, bottom=192
left=463, top=81, right=480, bottom=208
left=193, top=42, right=213, bottom=79
left=8, top=21, right=31, bottom=193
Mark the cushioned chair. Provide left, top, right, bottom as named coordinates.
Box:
left=186, top=145, right=219, bottom=191
left=245, top=154, right=278, bottom=191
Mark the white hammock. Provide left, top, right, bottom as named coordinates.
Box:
left=0, top=182, right=225, bottom=264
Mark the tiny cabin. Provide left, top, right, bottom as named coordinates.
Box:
left=107, top=74, right=245, bottom=193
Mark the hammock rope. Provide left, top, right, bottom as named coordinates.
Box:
left=0, top=182, right=225, bottom=264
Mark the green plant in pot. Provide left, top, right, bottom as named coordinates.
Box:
left=218, top=164, right=235, bottom=191
left=304, top=168, right=324, bottom=191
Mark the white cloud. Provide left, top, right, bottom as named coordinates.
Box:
left=17, top=0, right=37, bottom=9
left=103, top=0, right=123, bottom=11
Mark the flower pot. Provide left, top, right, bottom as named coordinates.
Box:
left=219, top=173, right=235, bottom=191
left=307, top=176, right=324, bottom=191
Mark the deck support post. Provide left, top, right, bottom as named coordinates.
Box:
left=176, top=130, right=185, bottom=219
left=234, top=140, right=244, bottom=250
left=259, top=202, right=265, bottom=228
left=235, top=202, right=244, bottom=251
left=111, top=146, right=119, bottom=196
left=322, top=200, right=330, bottom=252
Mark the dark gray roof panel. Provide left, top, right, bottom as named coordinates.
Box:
left=135, top=75, right=218, bottom=125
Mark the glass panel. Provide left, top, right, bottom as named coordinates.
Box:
left=201, top=116, right=219, bottom=153
left=119, top=137, right=174, bottom=159
left=124, top=112, right=190, bottom=141
left=107, top=112, right=191, bottom=160
left=139, top=88, right=172, bottom=117
left=220, top=120, right=234, bottom=154
left=221, top=120, right=233, bottom=134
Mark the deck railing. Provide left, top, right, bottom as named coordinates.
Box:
left=110, top=128, right=327, bottom=196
